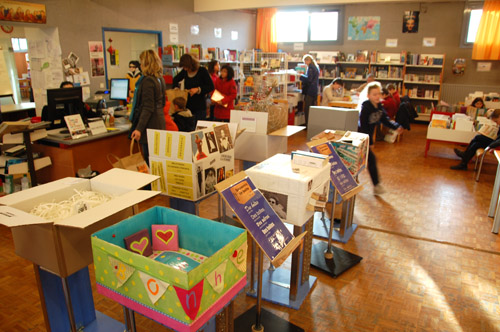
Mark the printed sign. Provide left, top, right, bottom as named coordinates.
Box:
left=311, top=142, right=360, bottom=198
left=220, top=176, right=293, bottom=261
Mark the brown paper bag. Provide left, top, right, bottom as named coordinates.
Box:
left=107, top=140, right=149, bottom=174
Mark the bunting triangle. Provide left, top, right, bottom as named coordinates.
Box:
left=108, top=256, right=135, bottom=288
left=229, top=241, right=247, bottom=273
left=173, top=279, right=204, bottom=321
left=206, top=260, right=227, bottom=294
left=138, top=271, right=170, bottom=305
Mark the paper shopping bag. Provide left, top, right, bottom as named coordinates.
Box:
left=107, top=140, right=149, bottom=174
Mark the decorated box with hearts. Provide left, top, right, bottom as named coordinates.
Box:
left=91, top=206, right=247, bottom=332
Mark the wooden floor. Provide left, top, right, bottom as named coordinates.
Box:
left=2, top=123, right=500, bottom=331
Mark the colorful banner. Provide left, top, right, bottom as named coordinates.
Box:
left=206, top=260, right=227, bottom=294
left=108, top=256, right=135, bottom=288
left=138, top=271, right=170, bottom=305
left=221, top=177, right=293, bottom=261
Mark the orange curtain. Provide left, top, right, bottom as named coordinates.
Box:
left=256, top=8, right=277, bottom=52
left=472, top=0, right=500, bottom=60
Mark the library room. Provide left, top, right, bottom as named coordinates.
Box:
left=0, top=0, right=499, bottom=331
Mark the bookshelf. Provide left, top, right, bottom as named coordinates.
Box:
left=403, top=54, right=445, bottom=122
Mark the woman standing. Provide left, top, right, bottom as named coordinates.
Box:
left=173, top=54, right=214, bottom=123
left=299, top=54, right=319, bottom=126
left=130, top=49, right=166, bottom=163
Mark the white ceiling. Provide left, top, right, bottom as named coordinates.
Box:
left=194, top=0, right=465, bottom=12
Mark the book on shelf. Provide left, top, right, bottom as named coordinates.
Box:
left=370, top=51, right=378, bottom=63
left=406, top=53, right=443, bottom=66
left=356, top=50, right=368, bottom=62
left=400, top=51, right=407, bottom=64
left=165, top=44, right=186, bottom=61
left=190, top=44, right=202, bottom=60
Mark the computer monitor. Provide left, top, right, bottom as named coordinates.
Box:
left=110, top=78, right=129, bottom=101
left=46, top=87, right=85, bottom=129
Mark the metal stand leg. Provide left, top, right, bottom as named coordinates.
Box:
left=248, top=239, right=256, bottom=295
left=252, top=249, right=264, bottom=332
left=123, top=307, right=136, bottom=332
left=325, top=191, right=337, bottom=260
left=61, top=277, right=77, bottom=332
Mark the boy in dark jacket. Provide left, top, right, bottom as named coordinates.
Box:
left=172, top=97, right=196, bottom=132
left=359, top=84, right=403, bottom=195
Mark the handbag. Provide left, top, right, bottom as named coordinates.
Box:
left=107, top=140, right=149, bottom=174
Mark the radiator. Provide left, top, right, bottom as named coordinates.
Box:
left=441, top=83, right=500, bottom=105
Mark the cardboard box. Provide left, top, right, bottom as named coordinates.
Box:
left=0, top=169, right=159, bottom=277
left=147, top=123, right=237, bottom=201
left=91, top=206, right=247, bottom=331
left=309, top=130, right=370, bottom=176
left=231, top=108, right=287, bottom=135
left=426, top=126, right=477, bottom=144
left=246, top=154, right=330, bottom=226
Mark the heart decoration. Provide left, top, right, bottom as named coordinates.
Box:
left=156, top=229, right=174, bottom=246
left=130, top=237, right=149, bottom=255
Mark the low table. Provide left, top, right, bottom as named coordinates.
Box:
left=425, top=127, right=477, bottom=157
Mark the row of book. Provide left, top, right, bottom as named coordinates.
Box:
left=406, top=88, right=440, bottom=99
left=163, top=45, right=240, bottom=62
left=404, top=74, right=440, bottom=83
left=406, top=53, right=444, bottom=66
left=371, top=66, right=403, bottom=79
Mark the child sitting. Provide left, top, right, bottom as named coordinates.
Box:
left=381, top=88, right=398, bottom=119
left=172, top=97, right=196, bottom=132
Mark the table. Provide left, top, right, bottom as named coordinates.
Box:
left=489, top=150, right=500, bottom=233
left=33, top=124, right=131, bottom=182
left=328, top=101, right=358, bottom=109
left=1, top=102, right=36, bottom=120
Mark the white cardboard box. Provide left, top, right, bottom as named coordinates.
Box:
left=426, top=126, right=477, bottom=144
left=147, top=123, right=237, bottom=201
left=0, top=168, right=159, bottom=277
left=246, top=154, right=330, bottom=226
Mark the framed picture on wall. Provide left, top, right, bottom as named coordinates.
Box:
left=403, top=11, right=419, bottom=33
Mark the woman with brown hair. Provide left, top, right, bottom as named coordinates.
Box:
left=173, top=54, right=214, bottom=123
left=130, top=49, right=166, bottom=163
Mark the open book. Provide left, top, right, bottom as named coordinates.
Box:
left=211, top=89, right=228, bottom=107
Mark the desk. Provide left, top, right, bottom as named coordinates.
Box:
left=490, top=151, right=500, bottom=233
left=1, top=102, right=36, bottom=120
left=33, top=124, right=131, bottom=183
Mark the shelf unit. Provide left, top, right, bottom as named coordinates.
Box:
left=403, top=54, right=445, bottom=121
left=286, top=51, right=446, bottom=121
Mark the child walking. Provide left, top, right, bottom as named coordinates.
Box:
left=359, top=84, right=403, bottom=195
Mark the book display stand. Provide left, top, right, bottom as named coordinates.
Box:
left=216, top=173, right=307, bottom=331
left=310, top=190, right=363, bottom=278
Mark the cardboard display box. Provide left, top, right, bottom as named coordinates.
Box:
left=92, top=206, right=247, bottom=331
left=246, top=154, right=330, bottom=226
left=0, top=168, right=159, bottom=277
left=230, top=108, right=287, bottom=135
left=310, top=130, right=369, bottom=176
left=147, top=123, right=237, bottom=201
left=307, top=106, right=359, bottom=140
left=426, top=126, right=477, bottom=144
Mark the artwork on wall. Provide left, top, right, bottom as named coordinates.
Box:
left=403, top=11, right=419, bottom=33
left=88, top=41, right=105, bottom=77
left=0, top=1, right=46, bottom=24
left=452, top=58, right=466, bottom=76
left=347, top=16, right=380, bottom=41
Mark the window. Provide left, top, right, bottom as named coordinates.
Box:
left=466, top=9, right=482, bottom=43
left=11, top=38, right=28, bottom=52
left=310, top=12, right=339, bottom=41
left=276, top=11, right=309, bottom=43
left=461, top=4, right=483, bottom=48
left=276, top=10, right=342, bottom=43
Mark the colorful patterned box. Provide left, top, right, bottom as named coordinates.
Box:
left=91, top=206, right=247, bottom=332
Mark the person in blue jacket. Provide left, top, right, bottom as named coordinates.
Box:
left=299, top=54, right=319, bottom=126
left=359, top=84, right=403, bottom=195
